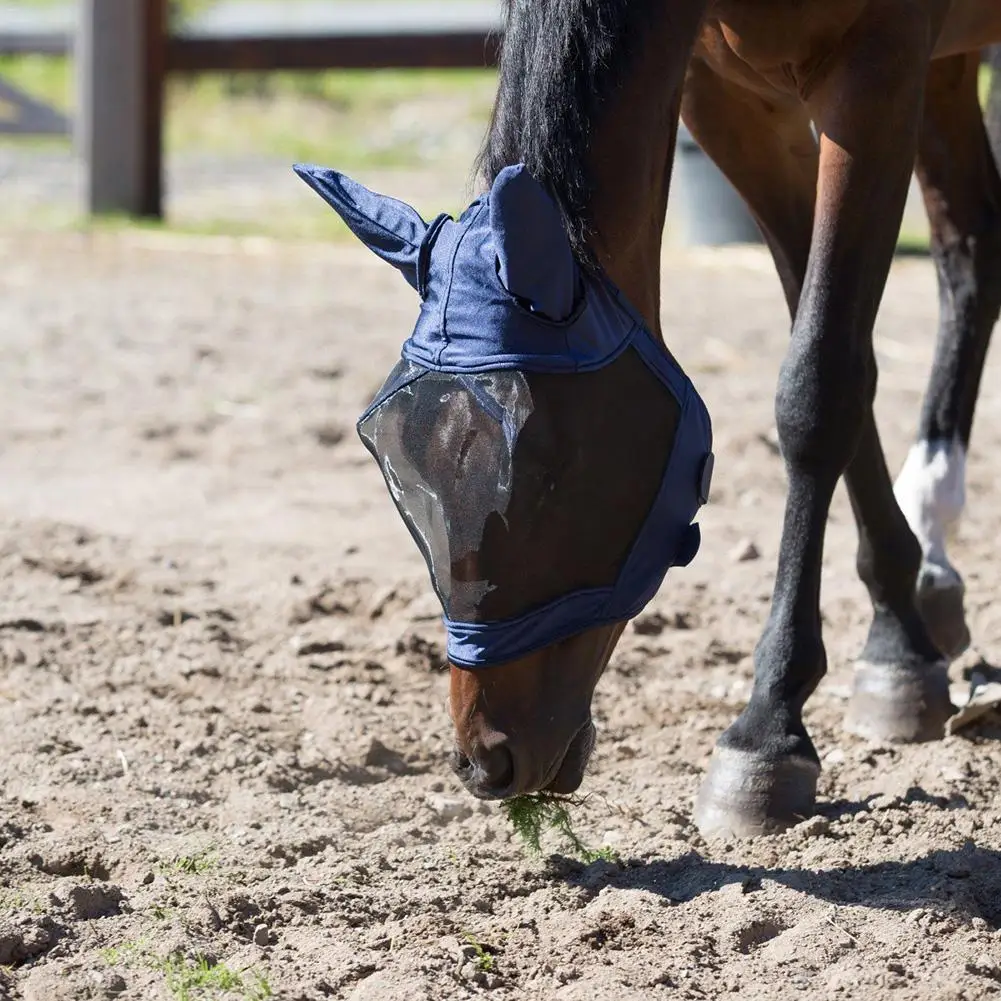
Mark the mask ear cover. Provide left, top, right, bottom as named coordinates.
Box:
left=488, top=164, right=576, bottom=321
left=294, top=163, right=428, bottom=291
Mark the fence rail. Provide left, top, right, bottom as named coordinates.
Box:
left=0, top=32, right=68, bottom=55
left=5, top=4, right=997, bottom=226
left=2, top=0, right=501, bottom=217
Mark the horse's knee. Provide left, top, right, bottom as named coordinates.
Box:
left=775, top=341, right=872, bottom=476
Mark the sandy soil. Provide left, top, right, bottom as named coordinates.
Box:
left=0, top=231, right=999, bottom=1000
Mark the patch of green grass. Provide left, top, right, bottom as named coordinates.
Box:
left=162, top=955, right=239, bottom=1001
left=980, top=64, right=994, bottom=109
left=0, top=890, right=29, bottom=912
left=103, top=942, right=271, bottom=1001
left=149, top=901, right=177, bottom=922
left=501, top=794, right=619, bottom=864
left=0, top=53, right=495, bottom=168
left=895, top=231, right=931, bottom=257
left=158, top=849, right=217, bottom=876
left=462, top=932, right=497, bottom=973
left=163, top=955, right=272, bottom=1001
left=100, top=938, right=153, bottom=967
left=0, top=53, right=71, bottom=112
left=165, top=66, right=495, bottom=168
left=0, top=889, right=48, bottom=915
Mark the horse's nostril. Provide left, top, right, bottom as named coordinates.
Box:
left=478, top=743, right=514, bottom=792
left=450, top=743, right=515, bottom=796
left=450, top=749, right=473, bottom=776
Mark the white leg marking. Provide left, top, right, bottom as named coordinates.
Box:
left=893, top=438, right=966, bottom=590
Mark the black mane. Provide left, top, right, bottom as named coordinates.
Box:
left=477, top=0, right=660, bottom=263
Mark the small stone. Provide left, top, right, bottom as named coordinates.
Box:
left=554, top=965, right=578, bottom=984
left=730, top=539, right=761, bottom=562
left=104, top=973, right=127, bottom=996
left=368, top=586, right=397, bottom=619
left=970, top=953, right=999, bottom=976
left=141, top=871, right=154, bottom=886
left=793, top=815, right=830, bottom=838
left=425, top=794, right=473, bottom=824
left=869, top=793, right=898, bottom=812
left=823, top=748, right=846, bottom=765
left=253, top=924, right=271, bottom=947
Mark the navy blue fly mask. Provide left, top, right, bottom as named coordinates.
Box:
left=295, top=162, right=714, bottom=668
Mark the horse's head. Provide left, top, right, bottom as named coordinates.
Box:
left=297, top=163, right=712, bottom=799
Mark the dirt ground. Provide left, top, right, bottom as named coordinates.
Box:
left=1, top=229, right=1000, bottom=1001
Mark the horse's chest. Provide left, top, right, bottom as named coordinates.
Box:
left=704, top=0, right=867, bottom=70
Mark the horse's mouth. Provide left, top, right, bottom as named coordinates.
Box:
left=542, top=719, right=596, bottom=795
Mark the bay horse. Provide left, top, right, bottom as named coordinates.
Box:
left=464, top=0, right=1001, bottom=837
left=311, top=3, right=1001, bottom=837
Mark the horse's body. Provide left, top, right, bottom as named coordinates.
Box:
left=439, top=0, right=1001, bottom=835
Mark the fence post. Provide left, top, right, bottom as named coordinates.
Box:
left=77, top=0, right=167, bottom=217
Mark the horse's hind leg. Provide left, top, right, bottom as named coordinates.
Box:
left=893, top=52, right=1001, bottom=660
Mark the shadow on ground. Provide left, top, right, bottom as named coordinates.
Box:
left=560, top=841, right=1001, bottom=927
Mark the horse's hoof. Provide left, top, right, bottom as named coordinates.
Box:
left=916, top=569, right=970, bottom=661
left=693, top=746, right=820, bottom=839
left=844, top=659, right=954, bottom=743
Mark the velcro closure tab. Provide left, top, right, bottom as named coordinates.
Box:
left=699, top=452, right=715, bottom=505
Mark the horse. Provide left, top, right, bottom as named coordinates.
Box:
left=303, top=1, right=1001, bottom=838
left=472, top=0, right=1001, bottom=838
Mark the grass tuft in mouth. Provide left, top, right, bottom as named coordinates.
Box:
left=501, top=793, right=618, bottom=863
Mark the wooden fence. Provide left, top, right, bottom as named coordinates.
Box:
left=6, top=6, right=999, bottom=223
left=2, top=0, right=500, bottom=217
left=80, top=0, right=500, bottom=217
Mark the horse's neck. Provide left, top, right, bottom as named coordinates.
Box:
left=482, top=0, right=708, bottom=338
left=584, top=9, right=706, bottom=337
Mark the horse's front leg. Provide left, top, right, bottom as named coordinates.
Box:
left=694, top=8, right=946, bottom=838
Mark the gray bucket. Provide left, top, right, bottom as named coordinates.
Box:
left=670, top=124, right=763, bottom=247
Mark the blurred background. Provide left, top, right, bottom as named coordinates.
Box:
left=0, top=0, right=504, bottom=237
left=6, top=1, right=993, bottom=248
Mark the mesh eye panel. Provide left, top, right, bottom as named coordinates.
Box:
left=359, top=364, right=534, bottom=614
left=359, top=347, right=680, bottom=623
